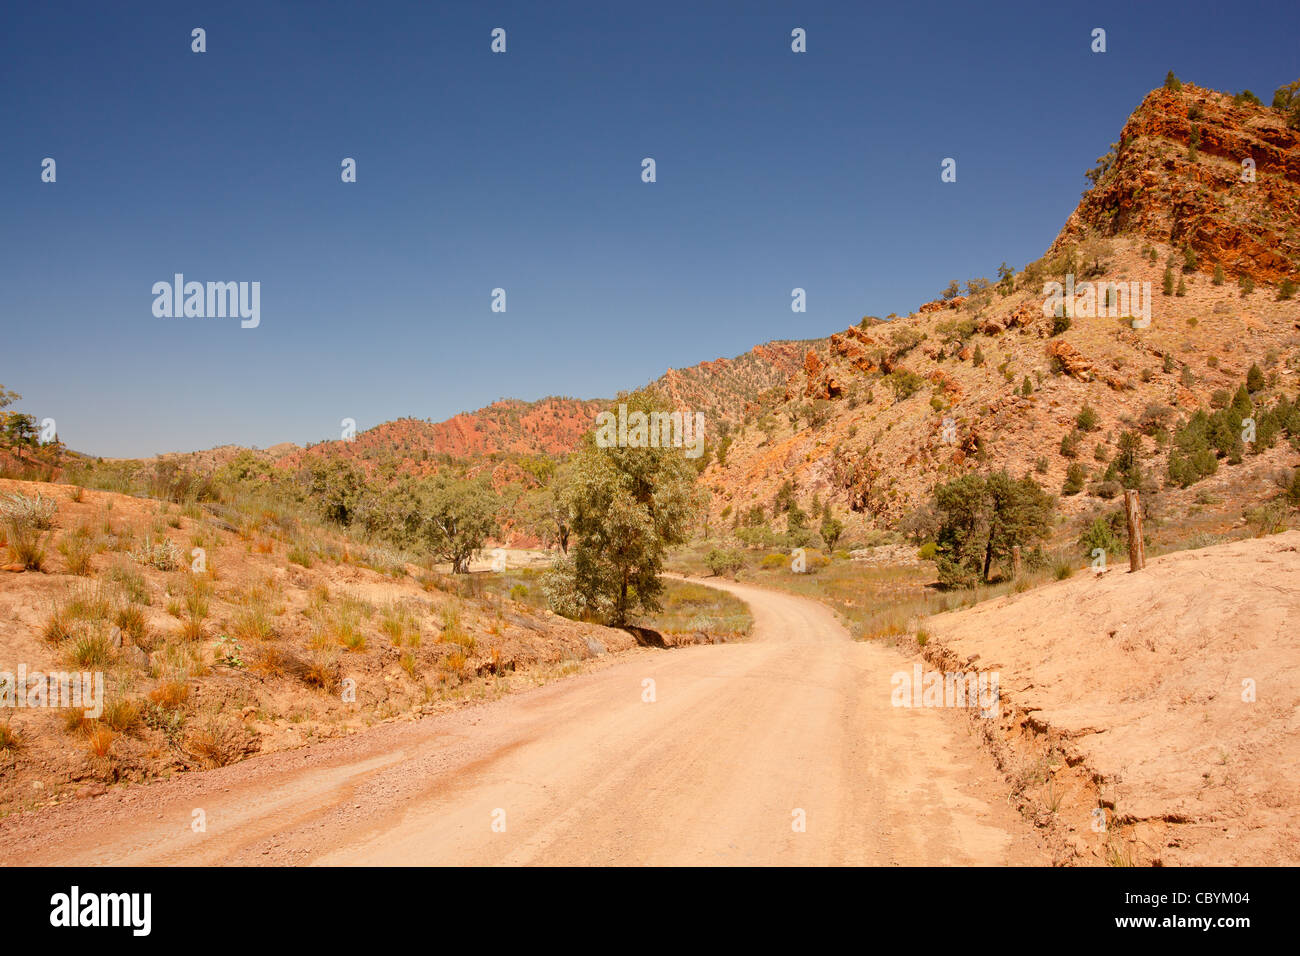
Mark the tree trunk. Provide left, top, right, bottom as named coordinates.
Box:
left=1125, top=489, right=1145, bottom=572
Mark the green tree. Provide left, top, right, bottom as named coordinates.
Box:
left=932, top=472, right=1054, bottom=587
left=996, top=262, right=1015, bottom=294
left=302, top=457, right=367, bottom=526
left=0, top=385, right=36, bottom=455
left=1272, top=79, right=1300, bottom=128
left=1106, top=430, right=1144, bottom=489
left=543, top=396, right=700, bottom=624
left=1062, top=462, right=1087, bottom=496
left=1246, top=363, right=1266, bottom=393
left=2, top=413, right=38, bottom=454
left=1060, top=430, right=1081, bottom=459
left=786, top=502, right=808, bottom=536
left=819, top=507, right=844, bottom=551
left=420, top=477, right=500, bottom=574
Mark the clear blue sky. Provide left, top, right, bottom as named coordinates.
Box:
left=3, top=0, right=1297, bottom=457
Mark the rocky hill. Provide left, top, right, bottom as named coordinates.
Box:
left=699, top=80, right=1300, bottom=544
left=1060, top=82, right=1300, bottom=283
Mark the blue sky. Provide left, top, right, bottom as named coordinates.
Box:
left=2, top=0, right=1297, bottom=457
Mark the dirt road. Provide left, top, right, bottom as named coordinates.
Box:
left=0, top=578, right=1046, bottom=865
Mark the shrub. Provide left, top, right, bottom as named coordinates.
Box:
left=705, top=548, right=744, bottom=577
left=185, top=714, right=249, bottom=769
left=172, top=574, right=212, bottom=641
left=1244, top=502, right=1287, bottom=536
left=1079, top=516, right=1122, bottom=557
left=106, top=565, right=150, bottom=605
left=0, top=722, right=23, bottom=753
left=886, top=369, right=926, bottom=401
left=0, top=492, right=57, bottom=569
left=57, top=527, right=95, bottom=576
left=85, top=724, right=114, bottom=758
left=103, top=698, right=142, bottom=734
left=1138, top=404, right=1175, bottom=436
left=68, top=631, right=114, bottom=669
left=1239, top=275, right=1254, bottom=296
left=114, top=603, right=148, bottom=645
left=148, top=679, right=190, bottom=710
left=1075, top=405, right=1100, bottom=432
left=1060, top=430, right=1081, bottom=459
left=1062, top=463, right=1087, bottom=496
left=1212, top=264, right=1225, bottom=286
left=1092, top=480, right=1122, bottom=500
left=131, top=539, right=182, bottom=572
left=1280, top=278, right=1298, bottom=301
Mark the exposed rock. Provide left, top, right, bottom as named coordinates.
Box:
left=1056, top=84, right=1300, bottom=285
left=1046, top=340, right=1096, bottom=381
left=121, top=645, right=150, bottom=670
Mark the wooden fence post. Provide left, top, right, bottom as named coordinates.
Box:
left=1011, top=545, right=1022, bottom=579
left=1124, top=489, right=1145, bottom=572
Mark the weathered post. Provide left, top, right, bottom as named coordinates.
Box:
left=1011, top=545, right=1022, bottom=579
left=1124, top=489, right=1145, bottom=572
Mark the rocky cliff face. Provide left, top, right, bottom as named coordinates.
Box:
left=1058, top=84, right=1300, bottom=284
